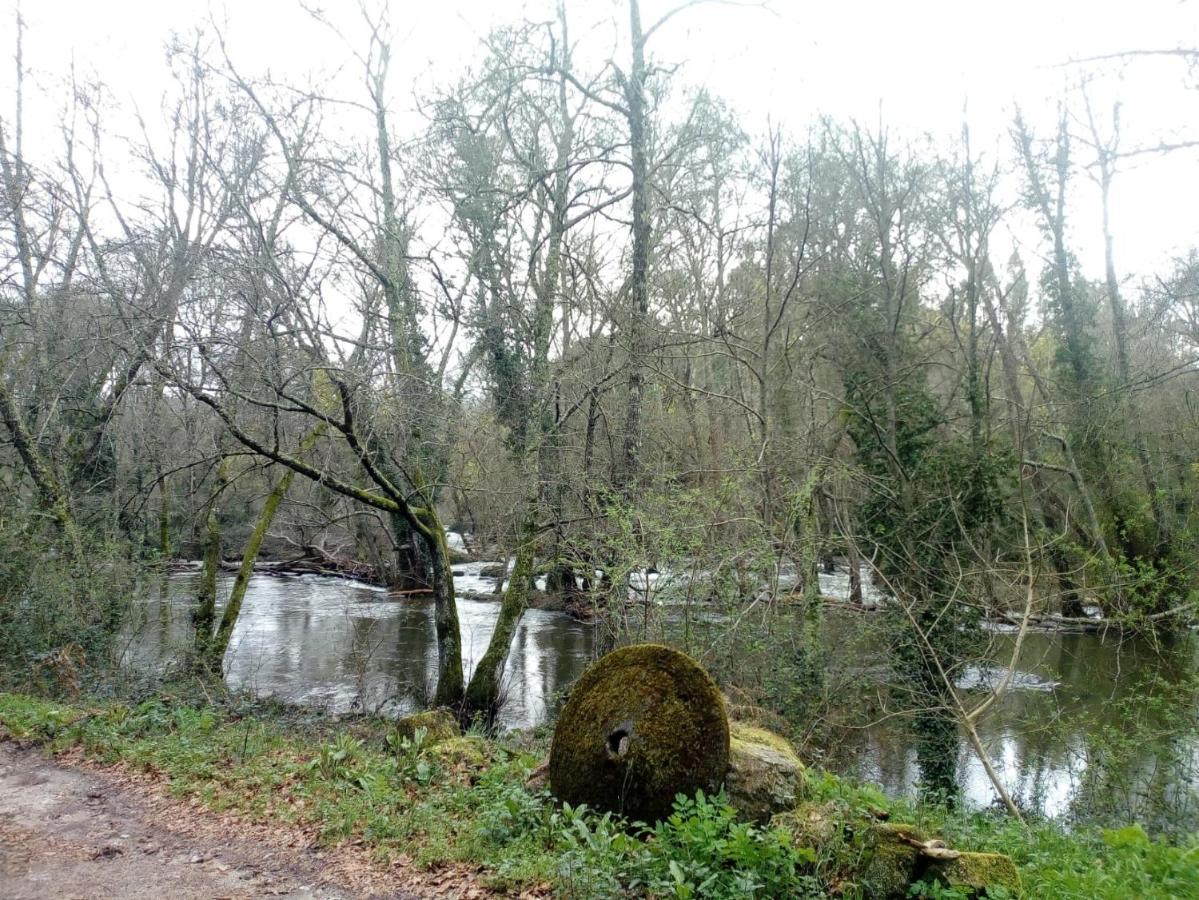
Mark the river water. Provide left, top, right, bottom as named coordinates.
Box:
left=123, top=567, right=1198, bottom=832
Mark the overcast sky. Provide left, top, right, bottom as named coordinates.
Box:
left=6, top=0, right=1199, bottom=285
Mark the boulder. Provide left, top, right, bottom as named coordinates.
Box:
left=724, top=721, right=806, bottom=823
left=548, top=644, right=730, bottom=823
left=392, top=709, right=459, bottom=746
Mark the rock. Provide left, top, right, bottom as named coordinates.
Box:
left=926, top=851, right=1021, bottom=897
left=548, top=644, right=730, bottom=823
left=770, top=801, right=842, bottom=848
left=724, top=721, right=806, bottom=824
left=392, top=709, right=459, bottom=746
left=770, top=806, right=1020, bottom=898
left=429, top=735, right=490, bottom=772
left=856, top=822, right=927, bottom=898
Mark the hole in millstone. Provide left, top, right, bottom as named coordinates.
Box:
left=606, top=721, right=634, bottom=761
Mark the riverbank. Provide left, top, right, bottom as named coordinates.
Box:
left=1, top=690, right=1194, bottom=898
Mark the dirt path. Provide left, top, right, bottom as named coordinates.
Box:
left=0, top=740, right=475, bottom=899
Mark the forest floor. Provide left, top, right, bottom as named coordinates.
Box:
left=0, top=739, right=480, bottom=899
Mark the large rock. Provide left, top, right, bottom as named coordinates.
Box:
left=724, top=721, right=806, bottom=823
left=548, top=644, right=730, bottom=823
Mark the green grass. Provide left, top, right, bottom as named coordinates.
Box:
left=1, top=691, right=1195, bottom=898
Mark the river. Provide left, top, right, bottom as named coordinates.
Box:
left=122, top=566, right=1198, bottom=833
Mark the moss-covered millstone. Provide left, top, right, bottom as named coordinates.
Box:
left=725, top=721, right=807, bottom=824
left=548, top=644, right=730, bottom=823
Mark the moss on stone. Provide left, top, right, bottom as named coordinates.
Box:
left=430, top=735, right=490, bottom=772
left=770, top=801, right=842, bottom=848
left=857, top=823, right=924, bottom=898
left=772, top=807, right=1021, bottom=899
left=392, top=709, right=459, bottom=745
left=928, top=851, right=1022, bottom=896
left=725, top=721, right=807, bottom=824
left=548, top=644, right=730, bottom=823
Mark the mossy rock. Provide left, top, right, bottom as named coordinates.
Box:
left=392, top=709, right=459, bottom=745
left=926, top=851, right=1021, bottom=897
left=725, top=721, right=806, bottom=824
left=771, top=808, right=1020, bottom=899
left=770, top=801, right=843, bottom=848
left=430, top=735, right=490, bottom=772
left=548, top=644, right=730, bottom=823
left=858, top=823, right=925, bottom=898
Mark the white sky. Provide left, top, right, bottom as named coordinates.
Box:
left=6, top=0, right=1199, bottom=286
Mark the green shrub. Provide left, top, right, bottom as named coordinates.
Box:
left=554, top=791, right=821, bottom=899
left=0, top=517, right=139, bottom=691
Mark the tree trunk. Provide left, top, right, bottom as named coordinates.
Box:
left=0, top=375, right=83, bottom=556
left=207, top=425, right=326, bottom=669
left=193, top=456, right=228, bottom=659
left=619, top=0, right=650, bottom=490
left=463, top=520, right=536, bottom=721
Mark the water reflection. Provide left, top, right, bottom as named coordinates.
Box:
left=847, top=625, right=1199, bottom=831
left=123, top=572, right=597, bottom=730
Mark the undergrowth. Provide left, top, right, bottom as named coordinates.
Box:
left=1, top=691, right=1195, bottom=898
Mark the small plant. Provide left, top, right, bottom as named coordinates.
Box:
left=552, top=791, right=821, bottom=899
left=308, top=733, right=364, bottom=781
left=478, top=782, right=552, bottom=844
left=555, top=803, right=650, bottom=898
left=907, top=880, right=973, bottom=899
left=646, top=791, right=821, bottom=899
left=386, top=725, right=434, bottom=785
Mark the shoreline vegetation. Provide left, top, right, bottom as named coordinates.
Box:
left=2, top=689, right=1195, bottom=899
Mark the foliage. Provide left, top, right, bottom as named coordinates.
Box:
left=0, top=515, right=138, bottom=692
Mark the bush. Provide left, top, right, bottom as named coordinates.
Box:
left=0, top=516, right=139, bottom=691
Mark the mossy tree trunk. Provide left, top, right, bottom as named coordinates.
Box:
left=463, top=520, right=536, bottom=720
left=204, top=424, right=327, bottom=671
left=193, top=455, right=229, bottom=660
left=420, top=508, right=465, bottom=708
left=157, top=469, right=172, bottom=558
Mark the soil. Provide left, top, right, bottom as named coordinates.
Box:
left=0, top=740, right=495, bottom=899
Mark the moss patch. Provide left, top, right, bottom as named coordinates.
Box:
left=857, top=823, right=924, bottom=898
left=430, top=735, right=490, bottom=773
left=548, top=644, right=730, bottom=823
left=928, top=850, right=1022, bottom=896
left=392, top=709, right=459, bottom=745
